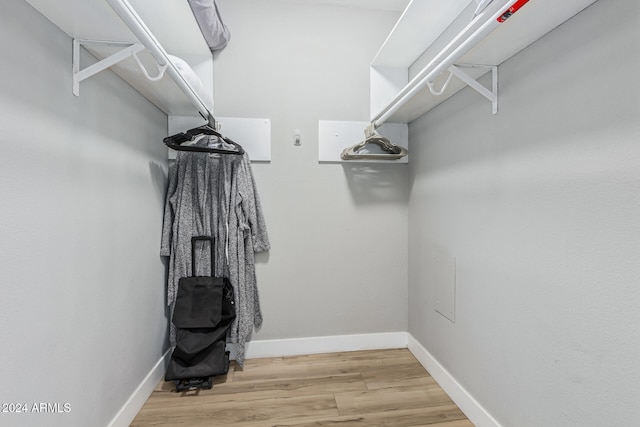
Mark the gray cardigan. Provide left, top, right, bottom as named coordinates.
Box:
left=161, top=141, right=269, bottom=367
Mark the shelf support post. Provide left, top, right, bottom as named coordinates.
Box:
left=449, top=64, right=498, bottom=114
left=72, top=39, right=145, bottom=96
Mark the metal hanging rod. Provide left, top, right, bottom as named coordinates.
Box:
left=105, top=0, right=214, bottom=124
left=371, top=0, right=530, bottom=128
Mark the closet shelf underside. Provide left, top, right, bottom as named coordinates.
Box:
left=24, top=0, right=212, bottom=117
left=371, top=0, right=598, bottom=124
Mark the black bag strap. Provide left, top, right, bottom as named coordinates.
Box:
left=191, top=236, right=215, bottom=277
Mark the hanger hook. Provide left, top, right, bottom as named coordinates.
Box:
left=207, top=114, right=221, bottom=131
left=364, top=122, right=378, bottom=139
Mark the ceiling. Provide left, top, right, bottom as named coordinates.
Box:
left=275, top=0, right=411, bottom=12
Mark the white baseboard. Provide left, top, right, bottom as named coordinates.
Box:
left=407, top=334, right=501, bottom=427
left=108, top=333, right=498, bottom=427
left=243, top=331, right=409, bottom=359
left=107, top=348, right=172, bottom=427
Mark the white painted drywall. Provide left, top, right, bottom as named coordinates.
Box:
left=214, top=0, right=409, bottom=341
left=0, top=1, right=169, bottom=426
left=408, top=0, right=640, bottom=425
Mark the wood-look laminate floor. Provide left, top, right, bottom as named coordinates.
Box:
left=131, top=348, right=473, bottom=427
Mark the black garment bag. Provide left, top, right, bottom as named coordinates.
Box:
left=165, top=236, right=236, bottom=391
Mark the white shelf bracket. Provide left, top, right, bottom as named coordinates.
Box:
left=449, top=64, right=499, bottom=114
left=72, top=39, right=145, bottom=96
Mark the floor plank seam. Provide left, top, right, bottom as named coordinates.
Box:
left=131, top=349, right=472, bottom=427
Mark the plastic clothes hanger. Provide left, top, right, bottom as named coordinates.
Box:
left=164, top=117, right=245, bottom=155
left=340, top=124, right=408, bottom=160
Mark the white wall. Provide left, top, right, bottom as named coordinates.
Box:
left=214, top=0, right=409, bottom=342
left=0, top=1, right=169, bottom=426
left=408, top=0, right=640, bottom=425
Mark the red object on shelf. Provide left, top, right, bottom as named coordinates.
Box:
left=497, top=0, right=530, bottom=22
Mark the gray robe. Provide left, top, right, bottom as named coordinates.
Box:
left=161, top=139, right=269, bottom=367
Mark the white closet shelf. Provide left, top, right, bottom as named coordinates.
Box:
left=371, top=0, right=598, bottom=124
left=24, top=0, right=213, bottom=117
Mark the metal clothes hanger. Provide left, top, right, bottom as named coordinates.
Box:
left=341, top=123, right=408, bottom=160
left=163, top=116, right=245, bottom=155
